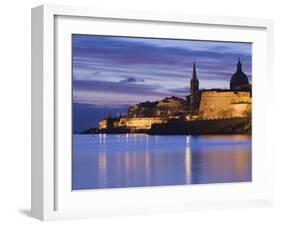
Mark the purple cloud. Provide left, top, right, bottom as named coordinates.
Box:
left=119, top=76, right=145, bottom=83
left=72, top=34, right=252, bottom=105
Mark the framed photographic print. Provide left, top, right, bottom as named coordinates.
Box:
left=31, top=4, right=274, bottom=221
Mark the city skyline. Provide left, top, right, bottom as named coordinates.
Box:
left=72, top=35, right=252, bottom=133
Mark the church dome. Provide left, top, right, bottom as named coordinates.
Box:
left=230, top=59, right=249, bottom=90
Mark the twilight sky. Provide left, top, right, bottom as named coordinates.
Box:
left=72, top=34, right=252, bottom=132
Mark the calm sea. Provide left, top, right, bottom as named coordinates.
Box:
left=72, top=134, right=251, bottom=190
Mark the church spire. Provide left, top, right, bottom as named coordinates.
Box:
left=192, top=62, right=197, bottom=79
left=189, top=61, right=200, bottom=110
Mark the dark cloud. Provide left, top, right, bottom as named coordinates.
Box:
left=73, top=79, right=161, bottom=96
left=119, top=76, right=145, bottom=83
left=167, top=87, right=190, bottom=96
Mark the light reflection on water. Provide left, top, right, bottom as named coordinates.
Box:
left=72, top=134, right=251, bottom=190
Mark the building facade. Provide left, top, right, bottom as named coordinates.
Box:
left=127, top=96, right=186, bottom=118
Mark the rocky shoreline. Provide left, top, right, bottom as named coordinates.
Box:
left=80, top=117, right=251, bottom=135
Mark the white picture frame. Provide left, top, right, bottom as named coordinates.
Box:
left=31, top=4, right=274, bottom=221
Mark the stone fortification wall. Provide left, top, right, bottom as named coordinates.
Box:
left=199, top=91, right=251, bottom=119
left=99, top=117, right=162, bottom=130
left=119, top=117, right=162, bottom=129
